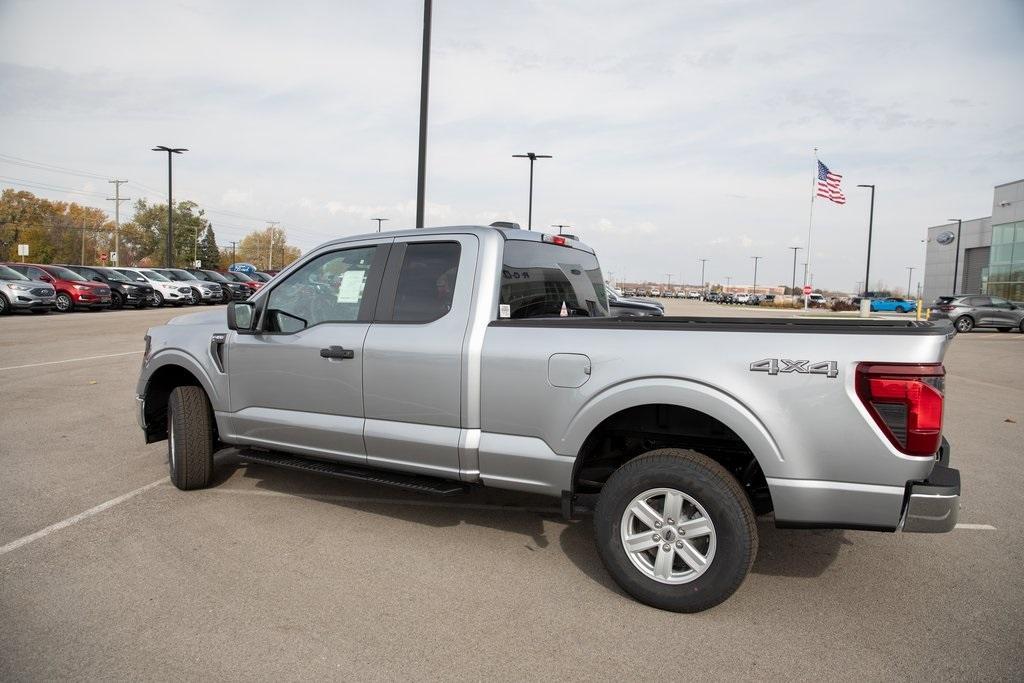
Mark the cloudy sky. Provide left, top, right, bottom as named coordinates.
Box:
left=1, top=0, right=1021, bottom=291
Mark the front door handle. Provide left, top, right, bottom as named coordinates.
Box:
left=320, top=346, right=355, bottom=360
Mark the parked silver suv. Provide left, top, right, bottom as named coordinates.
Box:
left=929, top=294, right=1024, bottom=333
left=0, top=264, right=55, bottom=314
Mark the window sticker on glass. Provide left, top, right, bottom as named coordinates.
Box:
left=336, top=269, right=367, bottom=303
left=499, top=303, right=511, bottom=318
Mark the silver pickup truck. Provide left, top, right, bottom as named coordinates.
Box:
left=136, top=225, right=960, bottom=612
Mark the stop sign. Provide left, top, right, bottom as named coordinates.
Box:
left=802, top=285, right=812, bottom=295
left=100, top=252, right=108, bottom=261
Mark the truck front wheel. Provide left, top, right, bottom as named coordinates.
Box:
left=594, top=448, right=757, bottom=612
left=167, top=385, right=214, bottom=490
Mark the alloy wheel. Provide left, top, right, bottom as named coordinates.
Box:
left=620, top=487, right=717, bottom=585
left=55, top=293, right=72, bottom=312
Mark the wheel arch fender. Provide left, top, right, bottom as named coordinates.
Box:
left=139, top=350, right=222, bottom=443
left=560, top=377, right=785, bottom=478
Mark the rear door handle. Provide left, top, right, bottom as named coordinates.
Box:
left=320, top=346, right=355, bottom=360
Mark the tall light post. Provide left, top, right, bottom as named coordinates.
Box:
left=751, top=256, right=763, bottom=294
left=698, top=258, right=708, bottom=296
left=512, top=152, right=552, bottom=230
left=906, top=266, right=915, bottom=299
left=948, top=218, right=963, bottom=293
left=857, top=184, right=875, bottom=296
left=152, top=146, right=187, bottom=267
left=372, top=217, right=389, bottom=233
left=415, top=0, right=432, bottom=229
left=551, top=223, right=571, bottom=235
left=788, top=246, right=802, bottom=298
left=665, top=273, right=673, bottom=293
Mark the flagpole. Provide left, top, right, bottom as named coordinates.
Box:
left=803, top=147, right=817, bottom=310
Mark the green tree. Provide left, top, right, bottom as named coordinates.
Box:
left=235, top=226, right=301, bottom=270
left=0, top=189, right=111, bottom=264
left=198, top=226, right=221, bottom=269
left=122, top=199, right=212, bottom=266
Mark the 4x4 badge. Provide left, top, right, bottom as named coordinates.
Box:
left=750, top=358, right=839, bottom=378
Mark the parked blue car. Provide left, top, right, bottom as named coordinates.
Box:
left=870, top=297, right=916, bottom=313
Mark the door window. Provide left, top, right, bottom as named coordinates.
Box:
left=391, top=242, right=461, bottom=322
left=968, top=296, right=992, bottom=307
left=989, top=297, right=1012, bottom=309
left=265, top=246, right=378, bottom=332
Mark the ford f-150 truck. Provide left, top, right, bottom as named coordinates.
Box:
left=136, top=225, right=960, bottom=612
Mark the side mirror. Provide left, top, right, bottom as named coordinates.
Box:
left=227, top=302, right=256, bottom=333
left=39, top=274, right=53, bottom=283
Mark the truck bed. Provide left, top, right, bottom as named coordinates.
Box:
left=491, top=315, right=954, bottom=335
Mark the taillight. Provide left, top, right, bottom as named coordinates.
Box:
left=856, top=363, right=944, bottom=457
left=938, top=305, right=955, bottom=312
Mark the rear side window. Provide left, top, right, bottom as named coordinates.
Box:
left=500, top=240, right=609, bottom=319
left=968, top=297, right=991, bottom=306
left=392, top=242, right=461, bottom=322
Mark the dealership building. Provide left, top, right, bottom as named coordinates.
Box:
left=922, top=179, right=1024, bottom=303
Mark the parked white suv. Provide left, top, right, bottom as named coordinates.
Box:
left=115, top=268, right=190, bottom=307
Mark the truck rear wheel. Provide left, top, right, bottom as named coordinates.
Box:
left=594, top=448, right=757, bottom=612
left=167, top=385, right=214, bottom=490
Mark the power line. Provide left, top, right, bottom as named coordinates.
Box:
left=0, top=153, right=109, bottom=181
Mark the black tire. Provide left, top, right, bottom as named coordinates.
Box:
left=0, top=293, right=9, bottom=315
left=996, top=327, right=1012, bottom=333
left=594, top=448, right=757, bottom=613
left=153, top=291, right=164, bottom=307
left=54, top=292, right=74, bottom=312
left=110, top=291, right=123, bottom=310
left=954, top=315, right=974, bottom=333
left=167, top=385, right=214, bottom=490
left=1020, top=320, right=1024, bottom=334
left=30, top=308, right=49, bottom=314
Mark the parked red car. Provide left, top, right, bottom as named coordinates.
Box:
left=219, top=270, right=264, bottom=293
left=4, top=262, right=112, bottom=312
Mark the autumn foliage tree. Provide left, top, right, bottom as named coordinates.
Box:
left=0, top=189, right=112, bottom=264
left=223, top=226, right=301, bottom=270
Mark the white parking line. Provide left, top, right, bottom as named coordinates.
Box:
left=0, top=350, right=142, bottom=372
left=954, top=523, right=997, bottom=530
left=0, top=478, right=167, bottom=557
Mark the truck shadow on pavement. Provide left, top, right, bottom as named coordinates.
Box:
left=220, top=454, right=848, bottom=594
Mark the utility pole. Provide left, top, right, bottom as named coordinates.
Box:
left=751, top=256, right=763, bottom=294
left=552, top=224, right=571, bottom=235
left=698, top=258, right=708, bottom=296
left=415, top=0, right=432, bottom=229
left=372, top=217, right=389, bottom=233
left=665, top=273, right=673, bottom=292
left=152, top=146, right=187, bottom=267
left=788, top=246, right=802, bottom=298
left=906, top=266, right=915, bottom=299
left=266, top=221, right=279, bottom=271
left=857, top=184, right=876, bottom=296
left=228, top=241, right=237, bottom=267
left=81, top=219, right=87, bottom=265
left=106, top=180, right=130, bottom=266
left=512, top=152, right=552, bottom=230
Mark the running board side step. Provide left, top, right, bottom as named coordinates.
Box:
left=238, top=448, right=469, bottom=496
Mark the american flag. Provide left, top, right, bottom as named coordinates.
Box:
left=816, top=160, right=846, bottom=205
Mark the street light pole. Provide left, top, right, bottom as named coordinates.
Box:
left=415, top=0, right=432, bottom=230
left=698, top=258, right=708, bottom=296
left=788, top=246, right=802, bottom=298
left=372, top=217, right=389, bottom=233
left=857, top=184, right=875, bottom=296
left=152, top=146, right=187, bottom=267
left=751, top=256, right=763, bottom=294
left=551, top=224, right=571, bottom=235
left=906, top=266, right=915, bottom=299
left=512, top=152, right=552, bottom=230
left=948, top=218, right=963, bottom=293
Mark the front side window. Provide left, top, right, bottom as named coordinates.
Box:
left=392, top=242, right=461, bottom=322
left=265, top=246, right=377, bottom=332
left=499, top=240, right=608, bottom=319
left=116, top=269, right=147, bottom=283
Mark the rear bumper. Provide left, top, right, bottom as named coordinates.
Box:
left=901, top=460, right=960, bottom=533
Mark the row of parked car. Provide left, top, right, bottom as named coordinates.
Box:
left=0, top=262, right=277, bottom=314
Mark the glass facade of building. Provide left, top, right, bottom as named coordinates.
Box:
left=987, top=221, right=1024, bottom=301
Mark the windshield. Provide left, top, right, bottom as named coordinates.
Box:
left=140, top=270, right=170, bottom=282
left=252, top=272, right=271, bottom=282
left=0, top=265, right=29, bottom=280
left=98, top=268, right=131, bottom=283
left=49, top=266, right=86, bottom=281
left=199, top=270, right=230, bottom=283
left=499, top=240, right=609, bottom=319
left=230, top=271, right=254, bottom=282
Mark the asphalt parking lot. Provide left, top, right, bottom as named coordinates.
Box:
left=2, top=303, right=1022, bottom=680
